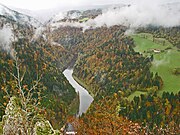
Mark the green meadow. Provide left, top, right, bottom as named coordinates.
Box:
left=128, top=91, right=147, bottom=100
left=129, top=33, right=180, bottom=99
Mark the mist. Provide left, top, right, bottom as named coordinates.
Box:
left=0, top=25, right=15, bottom=58
left=91, top=1, right=180, bottom=28
left=51, top=0, right=180, bottom=31
left=0, top=25, right=13, bottom=51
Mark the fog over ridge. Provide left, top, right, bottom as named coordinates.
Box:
left=50, top=1, right=180, bottom=31
left=95, top=3, right=180, bottom=27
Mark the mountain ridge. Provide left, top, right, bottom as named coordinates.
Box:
left=0, top=3, right=41, bottom=28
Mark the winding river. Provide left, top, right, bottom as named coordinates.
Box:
left=63, top=68, right=93, bottom=116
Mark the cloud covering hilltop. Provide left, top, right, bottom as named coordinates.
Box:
left=91, top=2, right=180, bottom=28
left=50, top=1, right=180, bottom=31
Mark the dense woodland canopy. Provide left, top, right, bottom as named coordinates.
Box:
left=52, top=26, right=163, bottom=97
left=74, top=26, right=163, bottom=97
left=0, top=22, right=77, bottom=130
left=120, top=92, right=180, bottom=133
left=51, top=25, right=179, bottom=134
left=67, top=91, right=179, bottom=135
left=0, top=12, right=180, bottom=134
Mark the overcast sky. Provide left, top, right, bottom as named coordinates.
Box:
left=0, top=0, right=178, bottom=11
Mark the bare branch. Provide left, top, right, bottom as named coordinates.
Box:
left=5, top=68, right=18, bottom=80
left=20, top=67, right=26, bottom=82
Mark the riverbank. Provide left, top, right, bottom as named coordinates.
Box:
left=68, top=92, right=80, bottom=116
left=72, top=75, right=95, bottom=98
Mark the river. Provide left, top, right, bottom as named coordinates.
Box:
left=63, top=68, right=93, bottom=116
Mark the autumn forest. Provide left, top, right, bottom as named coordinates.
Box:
left=0, top=2, right=180, bottom=135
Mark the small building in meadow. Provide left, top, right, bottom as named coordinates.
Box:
left=153, top=49, right=161, bottom=53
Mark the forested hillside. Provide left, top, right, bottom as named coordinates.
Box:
left=0, top=20, right=77, bottom=131
left=0, top=2, right=180, bottom=134
left=67, top=91, right=179, bottom=134
left=49, top=24, right=180, bottom=134
left=73, top=26, right=163, bottom=97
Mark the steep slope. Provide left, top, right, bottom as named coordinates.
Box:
left=0, top=4, right=77, bottom=130
left=0, top=4, right=41, bottom=28
left=0, top=29, right=77, bottom=129
left=51, top=9, right=102, bottom=22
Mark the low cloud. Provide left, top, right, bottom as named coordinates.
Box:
left=86, top=2, right=180, bottom=33
left=51, top=1, right=180, bottom=31
left=152, top=50, right=171, bottom=67
left=0, top=25, right=16, bottom=58
left=91, top=2, right=180, bottom=28
left=0, top=25, right=13, bottom=51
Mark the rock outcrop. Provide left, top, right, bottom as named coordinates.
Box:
left=2, top=96, right=60, bottom=135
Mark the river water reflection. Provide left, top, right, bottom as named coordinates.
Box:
left=63, top=68, right=93, bottom=116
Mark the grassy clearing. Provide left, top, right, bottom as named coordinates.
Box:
left=131, top=34, right=180, bottom=96
left=133, top=35, right=172, bottom=54
left=128, top=91, right=147, bottom=101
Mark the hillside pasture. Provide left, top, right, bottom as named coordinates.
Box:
left=130, top=33, right=180, bottom=98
